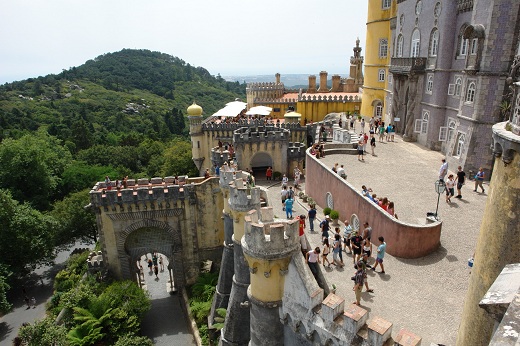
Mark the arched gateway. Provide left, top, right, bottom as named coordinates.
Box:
left=88, top=177, right=225, bottom=288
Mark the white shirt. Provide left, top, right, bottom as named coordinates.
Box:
left=282, top=176, right=288, bottom=185
left=439, top=162, right=448, bottom=179
left=337, top=167, right=346, bottom=176
left=307, top=251, right=319, bottom=263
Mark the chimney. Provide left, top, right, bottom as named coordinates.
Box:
left=308, top=75, right=317, bottom=93
left=318, top=71, right=328, bottom=92
left=332, top=75, right=341, bottom=92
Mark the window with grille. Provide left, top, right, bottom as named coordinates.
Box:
left=421, top=111, right=429, bottom=134
left=430, top=29, right=439, bottom=57
left=439, top=127, right=448, bottom=141
left=455, top=133, right=466, bottom=157
left=466, top=81, right=476, bottom=103
left=426, top=74, right=433, bottom=94
left=397, top=35, right=404, bottom=57
left=382, top=0, right=391, bottom=9
left=378, top=69, right=386, bottom=82
left=379, top=39, right=388, bottom=58
left=411, top=30, right=420, bottom=57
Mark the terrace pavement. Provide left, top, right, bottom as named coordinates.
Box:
left=259, top=123, right=488, bottom=345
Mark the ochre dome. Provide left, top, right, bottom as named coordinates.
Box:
left=187, top=102, right=203, bottom=116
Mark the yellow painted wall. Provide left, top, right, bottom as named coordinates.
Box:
left=297, top=100, right=361, bottom=124
left=361, top=0, right=395, bottom=118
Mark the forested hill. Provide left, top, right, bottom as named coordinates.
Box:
left=0, top=49, right=245, bottom=140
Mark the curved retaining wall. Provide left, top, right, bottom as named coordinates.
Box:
left=305, top=148, right=442, bottom=259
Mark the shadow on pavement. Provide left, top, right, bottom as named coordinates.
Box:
left=394, top=245, right=448, bottom=266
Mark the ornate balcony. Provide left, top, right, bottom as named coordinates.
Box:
left=389, top=57, right=427, bottom=75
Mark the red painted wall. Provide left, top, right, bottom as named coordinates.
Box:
left=305, top=150, right=442, bottom=259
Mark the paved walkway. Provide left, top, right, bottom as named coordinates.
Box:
left=140, top=254, right=195, bottom=346
left=259, top=122, right=488, bottom=345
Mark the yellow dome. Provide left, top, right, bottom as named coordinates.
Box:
left=187, top=102, right=203, bottom=116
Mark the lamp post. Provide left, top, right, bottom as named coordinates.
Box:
left=433, top=180, right=446, bottom=220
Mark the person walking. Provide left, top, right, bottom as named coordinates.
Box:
left=370, top=136, right=376, bottom=156
left=308, top=205, right=317, bottom=232
left=474, top=167, right=485, bottom=193
left=352, top=263, right=365, bottom=306
left=159, top=255, right=164, bottom=271
left=284, top=195, right=294, bottom=219
left=359, top=253, right=374, bottom=292
left=357, top=136, right=365, bottom=161
left=455, top=166, right=466, bottom=199
left=439, top=158, right=448, bottom=181
left=306, top=247, right=321, bottom=278
left=371, top=236, right=387, bottom=274
left=343, top=221, right=353, bottom=254
left=281, top=174, right=288, bottom=188
left=350, top=231, right=363, bottom=264
left=322, top=239, right=332, bottom=268
left=320, top=216, right=331, bottom=243
left=154, top=265, right=159, bottom=279
left=281, top=186, right=288, bottom=210
left=294, top=168, right=301, bottom=188
left=147, top=258, right=153, bottom=273
left=445, top=174, right=455, bottom=203
left=332, top=234, right=344, bottom=267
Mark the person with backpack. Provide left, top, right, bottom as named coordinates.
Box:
left=320, top=215, right=331, bottom=243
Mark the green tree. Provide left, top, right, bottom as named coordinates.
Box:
left=51, top=189, right=97, bottom=245
left=161, top=138, right=198, bottom=177
left=0, top=264, right=12, bottom=314
left=0, top=189, right=56, bottom=275
left=0, top=131, right=72, bottom=209
left=18, top=317, right=68, bottom=346
left=114, top=335, right=153, bottom=346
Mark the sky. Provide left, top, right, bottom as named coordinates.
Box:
left=0, top=1, right=368, bottom=84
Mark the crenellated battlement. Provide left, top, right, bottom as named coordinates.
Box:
left=242, top=207, right=299, bottom=260
left=253, top=93, right=361, bottom=104
left=88, top=176, right=212, bottom=211
left=233, top=126, right=291, bottom=144
left=252, top=97, right=297, bottom=104
left=228, top=176, right=262, bottom=211
left=246, top=82, right=284, bottom=90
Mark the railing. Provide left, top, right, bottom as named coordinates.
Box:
left=390, top=57, right=427, bottom=75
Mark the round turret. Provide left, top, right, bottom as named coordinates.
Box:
left=187, top=102, right=203, bottom=116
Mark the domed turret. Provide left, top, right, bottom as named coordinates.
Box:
left=187, top=102, right=203, bottom=116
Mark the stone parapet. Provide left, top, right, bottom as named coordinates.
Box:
left=233, top=126, right=291, bottom=144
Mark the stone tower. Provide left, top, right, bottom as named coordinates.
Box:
left=220, top=173, right=262, bottom=346
left=349, top=38, right=364, bottom=87
left=241, top=207, right=300, bottom=346
left=188, top=102, right=205, bottom=176
left=456, top=59, right=520, bottom=345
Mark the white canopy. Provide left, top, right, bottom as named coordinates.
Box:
left=246, top=106, right=272, bottom=116
left=212, top=101, right=247, bottom=117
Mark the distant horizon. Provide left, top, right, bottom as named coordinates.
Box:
left=0, top=1, right=368, bottom=85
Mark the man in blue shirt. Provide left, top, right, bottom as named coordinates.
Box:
left=371, top=236, right=386, bottom=274
left=284, top=196, right=294, bottom=219
left=308, top=206, right=317, bottom=232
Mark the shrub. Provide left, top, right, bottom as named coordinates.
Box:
left=273, top=171, right=282, bottom=180
left=114, top=335, right=153, bottom=346
left=330, top=210, right=339, bottom=220
left=323, top=208, right=332, bottom=216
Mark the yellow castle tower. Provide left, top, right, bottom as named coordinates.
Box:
left=361, top=0, right=396, bottom=120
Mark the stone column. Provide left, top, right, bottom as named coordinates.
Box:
left=242, top=207, right=300, bottom=346
left=456, top=122, right=520, bottom=346
left=403, top=75, right=418, bottom=142
left=220, top=175, right=261, bottom=346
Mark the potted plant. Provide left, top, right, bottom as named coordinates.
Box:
left=298, top=191, right=305, bottom=199
left=330, top=210, right=339, bottom=226
left=308, top=199, right=315, bottom=208
left=323, top=207, right=332, bottom=216
left=331, top=284, right=337, bottom=294
left=273, top=171, right=282, bottom=180
left=302, top=194, right=308, bottom=202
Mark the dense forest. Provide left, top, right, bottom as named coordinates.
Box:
left=0, top=49, right=246, bottom=313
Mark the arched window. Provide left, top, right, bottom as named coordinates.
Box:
left=426, top=74, right=434, bottom=94
left=466, top=82, right=476, bottom=103
left=375, top=102, right=383, bottom=118
left=397, top=34, right=404, bottom=57
left=455, top=133, right=466, bottom=157
left=455, top=77, right=462, bottom=97
left=457, top=24, right=469, bottom=57
left=448, top=120, right=456, bottom=142
left=421, top=111, right=429, bottom=134
left=429, top=29, right=439, bottom=57
left=411, top=29, right=420, bottom=57
left=378, top=69, right=386, bottom=82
